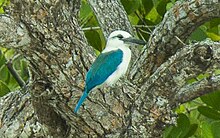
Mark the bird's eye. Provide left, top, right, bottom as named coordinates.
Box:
left=117, top=34, right=124, bottom=39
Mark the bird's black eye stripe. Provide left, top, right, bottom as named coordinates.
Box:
left=117, top=34, right=124, bottom=39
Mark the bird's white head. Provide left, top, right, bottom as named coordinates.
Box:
left=106, top=30, right=145, bottom=48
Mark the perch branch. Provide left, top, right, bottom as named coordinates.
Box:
left=130, top=0, right=220, bottom=83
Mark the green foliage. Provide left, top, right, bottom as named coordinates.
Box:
left=0, top=0, right=9, bottom=13
left=121, top=0, right=141, bottom=15
left=142, top=0, right=154, bottom=14
left=0, top=80, right=10, bottom=96
left=81, top=0, right=219, bottom=52
left=201, top=90, right=220, bottom=111
left=80, top=0, right=105, bottom=52
left=80, top=0, right=180, bottom=52
left=198, top=106, right=220, bottom=120
left=211, top=121, right=220, bottom=138
left=0, top=47, right=29, bottom=96
left=156, top=0, right=171, bottom=16
left=85, top=30, right=103, bottom=52
left=200, top=121, right=213, bottom=138
left=189, top=18, right=220, bottom=41
left=170, top=90, right=220, bottom=137
left=188, top=27, right=208, bottom=41
left=163, top=113, right=198, bottom=138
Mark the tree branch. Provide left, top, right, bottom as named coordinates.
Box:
left=0, top=15, right=31, bottom=48
left=0, top=91, right=45, bottom=137
left=0, top=0, right=219, bottom=137
left=5, top=54, right=26, bottom=89
left=129, top=40, right=220, bottom=136
left=176, top=75, right=220, bottom=104
left=130, top=0, right=220, bottom=83
left=1, top=0, right=95, bottom=137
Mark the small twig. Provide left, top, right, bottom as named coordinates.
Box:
left=81, top=25, right=156, bottom=32
left=175, top=36, right=187, bottom=46
left=133, top=25, right=156, bottom=28
left=136, top=28, right=148, bottom=42
left=191, top=100, right=206, bottom=106
left=138, top=28, right=152, bottom=35
left=81, top=26, right=100, bottom=31
left=134, top=11, right=147, bottom=25
left=184, top=106, right=199, bottom=114
left=134, top=11, right=152, bottom=33
left=5, top=54, right=26, bottom=89
left=80, top=24, right=151, bottom=44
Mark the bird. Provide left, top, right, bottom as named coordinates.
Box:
left=74, top=30, right=146, bottom=113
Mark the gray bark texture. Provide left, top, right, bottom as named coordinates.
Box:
left=0, top=0, right=219, bottom=137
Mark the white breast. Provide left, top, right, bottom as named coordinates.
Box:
left=105, top=46, right=131, bottom=85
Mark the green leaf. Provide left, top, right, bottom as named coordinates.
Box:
left=200, top=91, right=220, bottom=111
left=214, top=69, right=220, bottom=75
left=163, top=125, right=174, bottom=138
left=0, top=66, right=10, bottom=83
left=163, top=114, right=190, bottom=138
left=206, top=32, right=220, bottom=41
left=121, top=0, right=141, bottom=15
left=209, top=18, right=220, bottom=30
left=142, top=0, right=154, bottom=14
left=7, top=74, right=19, bottom=91
left=0, top=50, right=6, bottom=67
left=184, top=124, right=198, bottom=138
left=145, top=7, right=162, bottom=24
left=167, top=126, right=182, bottom=138
left=156, top=0, right=170, bottom=16
left=85, top=30, right=103, bottom=52
left=175, top=105, right=186, bottom=114
left=13, top=57, right=29, bottom=81
left=0, top=8, right=4, bottom=14
left=128, top=13, right=140, bottom=25
left=177, top=113, right=190, bottom=138
left=198, top=106, right=220, bottom=120
left=188, top=27, right=208, bottom=41
left=0, top=0, right=9, bottom=14
left=186, top=78, right=197, bottom=84
left=211, top=121, right=220, bottom=138
left=197, top=73, right=210, bottom=80
left=207, top=19, right=220, bottom=40
left=200, top=121, right=213, bottom=138
left=20, top=60, right=29, bottom=81
left=166, top=2, right=174, bottom=11
left=0, top=80, right=10, bottom=96
left=4, top=49, right=15, bottom=60
left=80, top=0, right=92, bottom=20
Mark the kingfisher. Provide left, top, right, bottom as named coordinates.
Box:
left=74, top=30, right=145, bottom=113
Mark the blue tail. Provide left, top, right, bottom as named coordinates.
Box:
left=74, top=91, right=88, bottom=113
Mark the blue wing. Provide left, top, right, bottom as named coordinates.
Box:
left=74, top=49, right=123, bottom=113
left=85, top=49, right=123, bottom=92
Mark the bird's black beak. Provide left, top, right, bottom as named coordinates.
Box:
left=122, top=37, right=146, bottom=45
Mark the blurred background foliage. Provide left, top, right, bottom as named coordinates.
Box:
left=0, top=0, right=220, bottom=137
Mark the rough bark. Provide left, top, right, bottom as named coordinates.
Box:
left=0, top=0, right=219, bottom=137
left=1, top=0, right=94, bottom=137
left=130, top=0, right=220, bottom=82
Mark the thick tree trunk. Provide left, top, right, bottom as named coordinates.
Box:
left=0, top=0, right=220, bottom=137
